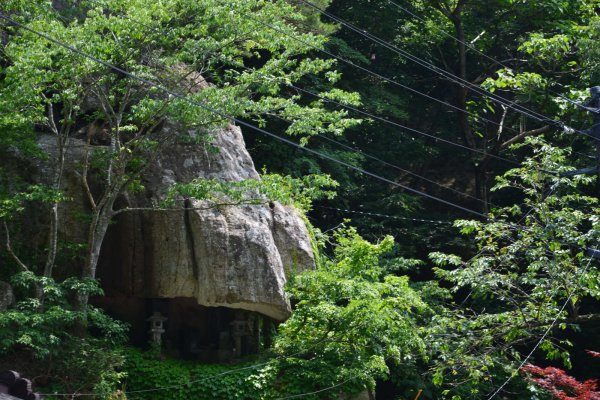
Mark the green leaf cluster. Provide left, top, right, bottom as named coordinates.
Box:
left=123, top=347, right=274, bottom=400
left=427, top=137, right=600, bottom=397
left=273, top=226, right=428, bottom=397
left=164, top=172, right=338, bottom=213
left=1, top=272, right=127, bottom=357
left=0, top=272, right=128, bottom=396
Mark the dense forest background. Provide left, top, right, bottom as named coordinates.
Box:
left=1, top=0, right=600, bottom=399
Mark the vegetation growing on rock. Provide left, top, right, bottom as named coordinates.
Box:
left=2, top=0, right=600, bottom=399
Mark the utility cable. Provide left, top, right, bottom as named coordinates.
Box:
left=61, top=0, right=548, bottom=171
left=69, top=0, right=567, bottom=214
left=253, top=99, right=492, bottom=205
left=271, top=72, right=523, bottom=166
left=21, top=1, right=576, bottom=237
left=14, top=1, right=576, bottom=236
left=221, top=3, right=581, bottom=178
left=551, top=85, right=595, bottom=113
left=299, top=0, right=565, bottom=131
left=31, top=0, right=576, bottom=184
left=387, top=0, right=592, bottom=136
left=298, top=210, right=596, bottom=400
left=0, top=16, right=488, bottom=218
left=315, top=134, right=492, bottom=204
left=31, top=1, right=496, bottom=212
left=219, top=2, right=533, bottom=138
left=386, top=0, right=511, bottom=70
left=315, top=205, right=454, bottom=225
left=485, top=247, right=598, bottom=399
left=34, top=0, right=500, bottom=205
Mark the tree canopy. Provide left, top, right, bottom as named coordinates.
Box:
left=2, top=0, right=600, bottom=399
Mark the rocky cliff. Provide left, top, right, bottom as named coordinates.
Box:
left=37, top=123, right=314, bottom=321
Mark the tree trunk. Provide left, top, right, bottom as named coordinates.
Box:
left=474, top=161, right=490, bottom=213
left=43, top=144, right=64, bottom=279
left=43, top=103, right=70, bottom=280
left=453, top=16, right=475, bottom=149
left=447, top=2, right=489, bottom=209
left=77, top=190, right=118, bottom=309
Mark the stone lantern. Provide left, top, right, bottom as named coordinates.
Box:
left=147, top=311, right=168, bottom=345
left=230, top=317, right=253, bottom=358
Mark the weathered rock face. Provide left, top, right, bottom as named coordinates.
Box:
left=38, top=123, right=314, bottom=321
left=0, top=281, right=14, bottom=311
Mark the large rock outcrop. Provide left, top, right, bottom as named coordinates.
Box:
left=38, top=123, right=314, bottom=321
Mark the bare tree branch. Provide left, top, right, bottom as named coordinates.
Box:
left=496, top=105, right=508, bottom=139
left=500, top=125, right=551, bottom=149
left=3, top=221, right=30, bottom=272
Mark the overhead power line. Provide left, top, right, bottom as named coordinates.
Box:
left=315, top=134, right=491, bottom=204
left=485, top=246, right=598, bottom=399
left=34, top=0, right=497, bottom=207
left=27, top=2, right=581, bottom=260
left=298, top=0, right=564, bottom=131
left=387, top=0, right=592, bottom=137
left=259, top=68, right=524, bottom=166
left=19, top=4, right=576, bottom=275
left=26, top=0, right=582, bottom=206
left=246, top=87, right=491, bottom=204
left=54, top=0, right=546, bottom=172
left=391, top=0, right=585, bottom=117
left=315, top=205, right=454, bottom=225
left=261, top=107, right=491, bottom=205
left=220, top=2, right=579, bottom=177
left=0, top=14, right=489, bottom=219
left=221, top=2, right=535, bottom=137
left=42, top=0, right=520, bottom=169
left=387, top=0, right=520, bottom=72
left=78, top=0, right=563, bottom=211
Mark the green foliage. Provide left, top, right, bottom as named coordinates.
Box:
left=261, top=173, right=339, bottom=212
left=519, top=33, right=572, bottom=64
left=49, top=339, right=127, bottom=399
left=1, top=272, right=127, bottom=357
left=0, top=185, right=66, bottom=220
left=482, top=68, right=547, bottom=100
left=428, top=137, right=600, bottom=397
left=287, top=0, right=338, bottom=35
left=576, top=16, right=600, bottom=84
left=0, top=0, right=360, bottom=304
left=5, top=1, right=600, bottom=399
left=164, top=172, right=338, bottom=213
left=273, top=226, right=428, bottom=397
left=123, top=348, right=274, bottom=400
left=0, top=272, right=128, bottom=396
left=112, top=227, right=433, bottom=400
